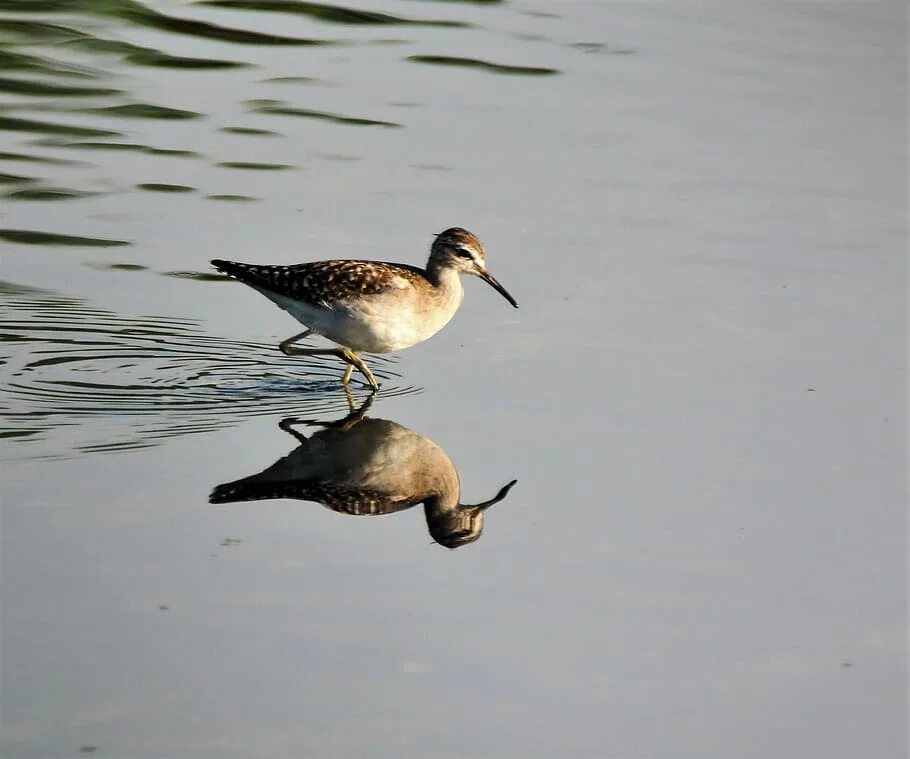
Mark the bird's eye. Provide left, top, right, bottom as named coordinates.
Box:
left=455, top=247, right=474, bottom=259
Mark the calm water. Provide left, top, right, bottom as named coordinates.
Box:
left=1, top=2, right=906, bottom=757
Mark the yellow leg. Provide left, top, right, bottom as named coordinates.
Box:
left=279, top=329, right=312, bottom=355
left=340, top=348, right=379, bottom=391
left=280, top=342, right=379, bottom=391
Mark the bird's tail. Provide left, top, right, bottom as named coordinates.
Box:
left=211, top=259, right=268, bottom=285
left=209, top=479, right=305, bottom=504
left=211, top=259, right=304, bottom=300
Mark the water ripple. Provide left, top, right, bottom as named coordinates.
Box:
left=0, top=115, right=120, bottom=137
left=0, top=0, right=338, bottom=46
left=247, top=99, right=402, bottom=128
left=1, top=281, right=420, bottom=460
left=406, top=55, right=560, bottom=76
left=196, top=0, right=472, bottom=28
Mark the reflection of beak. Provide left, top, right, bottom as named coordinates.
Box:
left=477, top=269, right=519, bottom=308
left=463, top=479, right=518, bottom=511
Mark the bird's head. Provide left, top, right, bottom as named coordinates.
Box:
left=430, top=227, right=518, bottom=308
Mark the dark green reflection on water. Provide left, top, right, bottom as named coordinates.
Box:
left=407, top=55, right=560, bottom=76
left=0, top=47, right=98, bottom=78
left=217, top=160, right=295, bottom=170
left=80, top=103, right=203, bottom=120
left=4, top=186, right=99, bottom=201
left=37, top=141, right=200, bottom=157
left=0, top=229, right=129, bottom=246
left=0, top=115, right=119, bottom=137
left=0, top=76, right=120, bottom=96
left=136, top=183, right=196, bottom=193
left=122, top=48, right=249, bottom=69
left=219, top=126, right=282, bottom=136
left=196, top=0, right=471, bottom=28
left=98, top=263, right=148, bottom=272
left=206, top=193, right=259, bottom=202
left=0, top=0, right=336, bottom=46
left=62, top=37, right=250, bottom=69
left=247, top=100, right=402, bottom=128
left=0, top=171, right=35, bottom=184
left=0, top=150, right=85, bottom=165
left=0, top=18, right=90, bottom=42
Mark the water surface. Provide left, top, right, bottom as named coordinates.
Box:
left=1, top=2, right=906, bottom=758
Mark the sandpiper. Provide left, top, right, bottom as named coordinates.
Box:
left=212, top=227, right=518, bottom=390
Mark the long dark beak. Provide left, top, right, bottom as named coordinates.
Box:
left=477, top=269, right=519, bottom=308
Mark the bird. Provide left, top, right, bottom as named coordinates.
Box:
left=209, top=395, right=518, bottom=548
left=211, top=227, right=518, bottom=390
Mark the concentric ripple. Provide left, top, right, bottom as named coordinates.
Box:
left=0, top=281, right=420, bottom=459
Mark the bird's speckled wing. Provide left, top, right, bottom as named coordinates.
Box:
left=209, top=479, right=423, bottom=515
left=211, top=259, right=427, bottom=308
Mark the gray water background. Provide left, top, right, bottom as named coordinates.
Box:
left=1, top=2, right=906, bottom=757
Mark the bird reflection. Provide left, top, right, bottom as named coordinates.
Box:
left=209, top=394, right=516, bottom=548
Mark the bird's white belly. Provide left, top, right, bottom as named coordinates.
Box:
left=261, top=285, right=463, bottom=353
left=327, top=293, right=460, bottom=352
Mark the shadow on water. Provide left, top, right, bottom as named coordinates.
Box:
left=0, top=281, right=420, bottom=459
left=210, top=393, right=517, bottom=548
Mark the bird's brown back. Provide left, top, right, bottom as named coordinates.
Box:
left=211, top=259, right=429, bottom=307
